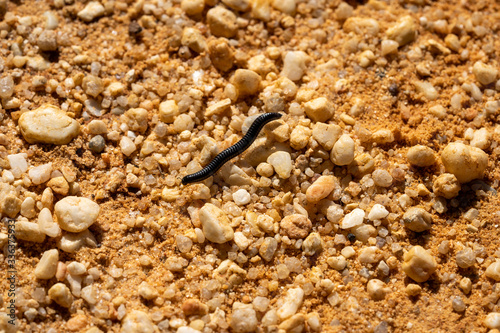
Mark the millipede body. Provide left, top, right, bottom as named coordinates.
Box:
left=182, top=112, right=282, bottom=184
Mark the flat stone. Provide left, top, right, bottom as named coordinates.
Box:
left=19, top=104, right=80, bottom=145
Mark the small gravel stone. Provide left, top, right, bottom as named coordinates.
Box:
left=343, top=17, right=379, bottom=36
left=405, top=284, right=422, bottom=296
left=456, top=247, right=475, bottom=268
left=267, top=151, right=292, bottom=179
left=381, top=39, right=399, bottom=56
left=198, top=203, right=234, bottom=243
left=231, top=69, right=261, bottom=97
left=77, top=1, right=105, bottom=22
left=280, top=214, right=312, bottom=239
left=138, top=282, right=159, bottom=300
left=54, top=196, right=100, bottom=232
left=89, top=135, right=106, bottom=153
left=182, top=27, right=207, bottom=54
left=58, top=229, right=97, bottom=253
left=207, top=6, right=237, bottom=38
left=407, top=145, right=436, bottom=167
left=485, top=261, right=500, bottom=281
left=38, top=207, right=61, bottom=237
left=341, top=208, right=365, bottom=229
left=433, top=173, right=461, bottom=199
left=120, top=136, right=136, bottom=156
left=290, top=125, right=311, bottom=150
left=312, top=123, right=342, bottom=150
left=304, top=97, right=334, bottom=122
left=459, top=277, right=472, bottom=294
left=121, top=310, right=155, bottom=333
left=67, top=262, right=86, bottom=275
left=28, top=163, right=52, bottom=185
left=368, top=204, right=389, bottom=221
left=402, top=207, right=432, bottom=232
left=231, top=306, right=258, bottom=333
left=367, top=279, right=389, bottom=301
left=327, top=256, right=347, bottom=270
left=19, top=104, right=80, bottom=145
left=47, top=176, right=69, bottom=196
left=386, top=15, right=417, bottom=46
left=48, top=283, right=73, bottom=308
left=15, top=221, right=46, bottom=243
left=159, top=100, right=179, bottom=124
left=331, top=134, right=355, bottom=166
left=372, top=169, right=393, bottom=187
left=302, top=232, right=323, bottom=256
left=473, top=61, right=498, bottom=86
left=0, top=76, right=14, bottom=99
left=402, top=245, right=437, bottom=282
left=306, top=175, right=336, bottom=203
left=181, top=299, right=208, bottom=316
left=277, top=287, right=304, bottom=320
left=352, top=224, right=376, bottom=242
left=281, top=51, right=309, bottom=81
left=176, top=235, right=193, bottom=254
left=452, top=296, right=466, bottom=312
left=259, top=237, right=278, bottom=261
left=181, top=0, right=204, bottom=15
left=37, top=30, right=57, bottom=51
left=233, top=189, right=251, bottom=205
left=441, top=142, right=488, bottom=183
left=34, top=249, right=59, bottom=279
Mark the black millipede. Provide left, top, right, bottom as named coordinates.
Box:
left=182, top=112, right=282, bottom=184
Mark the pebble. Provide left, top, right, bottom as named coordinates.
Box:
left=267, top=151, right=292, bottom=178
left=121, top=310, right=155, bottom=333
left=407, top=145, right=436, bottom=167
left=341, top=208, right=365, bottom=229
left=34, top=249, right=59, bottom=279
left=207, top=6, right=237, bottom=38
left=222, top=0, right=250, bottom=11
left=372, top=169, right=393, bottom=187
left=279, top=314, right=305, bottom=332
left=182, top=27, right=207, bottom=54
left=259, top=237, right=278, bottom=261
left=327, top=256, right=347, bottom=270
left=77, top=1, right=105, bottom=22
left=485, top=313, right=500, bottom=329
left=331, top=134, right=355, bottom=166
left=230, top=306, right=257, bottom=333
left=271, top=0, right=295, bottom=14
left=277, top=287, right=304, bottom=319
left=67, top=262, right=86, bottom=275
left=473, top=61, right=498, bottom=86
left=368, top=204, right=389, bottom=221
left=352, top=224, right=376, bottom=242
left=367, top=279, right=389, bottom=301
left=414, top=81, right=438, bottom=100
left=402, top=245, right=437, bottom=282
left=122, top=108, right=148, bottom=133
left=456, top=247, right=475, bottom=268
left=20, top=197, right=36, bottom=218
left=290, top=125, right=311, bottom=150
left=302, top=232, right=323, bottom=256
left=231, top=69, right=261, bottom=96
left=306, top=175, right=336, bottom=203
left=441, top=142, right=488, bottom=183
left=402, top=207, right=432, bottom=232
left=208, top=39, right=234, bottom=72
left=304, top=97, right=334, bottom=122
left=433, top=173, right=461, bottom=199
left=29, top=163, right=53, bottom=185
left=181, top=0, right=204, bottom=15
left=381, top=39, right=399, bottom=56
left=89, top=135, right=106, bottom=153
left=159, top=100, right=179, bottom=124
left=181, top=299, right=208, bottom=316
left=386, top=15, right=417, bottom=46
left=234, top=232, right=250, bottom=251
left=0, top=76, right=14, bottom=99
left=198, top=203, right=234, bottom=243
left=485, top=261, right=500, bottom=281
left=15, top=221, right=46, bottom=242
left=120, top=136, right=137, bottom=156
left=405, top=284, right=422, bottom=296
left=343, top=17, right=380, bottom=36
left=138, top=282, right=159, bottom=300
left=371, top=129, right=394, bottom=144
left=38, top=207, right=61, bottom=237
left=1, top=194, right=22, bottom=218
left=58, top=229, right=97, bottom=253
left=48, top=283, right=73, bottom=308
left=48, top=176, right=69, bottom=195
left=19, top=104, right=80, bottom=145
left=54, top=196, right=100, bottom=232
left=280, top=214, right=312, bottom=239
left=281, top=51, right=309, bottom=81
left=37, top=29, right=57, bottom=51
left=312, top=123, right=342, bottom=150
left=359, top=246, right=382, bottom=264
left=7, top=153, right=28, bottom=178
left=470, top=128, right=490, bottom=150
left=233, top=189, right=251, bottom=205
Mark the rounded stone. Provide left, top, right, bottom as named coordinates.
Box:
left=198, top=203, right=234, bottom=244
left=402, top=245, right=437, bottom=282
left=89, top=135, right=106, bottom=153
left=441, top=142, right=488, bottom=183
left=54, top=196, right=100, bottom=232
left=19, top=104, right=80, bottom=145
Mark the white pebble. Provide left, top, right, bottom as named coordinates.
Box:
left=368, top=204, right=389, bottom=221
left=281, top=51, right=309, bottom=81
left=331, top=134, right=355, bottom=166
left=341, top=208, right=365, bottom=229
left=267, top=151, right=292, bottom=179
left=233, top=189, right=251, bottom=206
left=29, top=163, right=53, bottom=185
left=120, top=136, right=137, bottom=156
left=277, top=287, right=304, bottom=319
left=7, top=153, right=28, bottom=178
left=484, top=313, right=500, bottom=329
left=54, top=196, right=100, bottom=232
